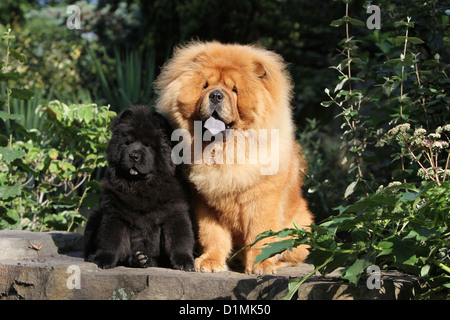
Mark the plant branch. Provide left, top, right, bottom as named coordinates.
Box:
left=345, top=2, right=352, bottom=94
left=283, top=254, right=335, bottom=300
left=4, top=29, right=12, bottom=148
left=399, top=19, right=410, bottom=119
left=399, top=133, right=437, bottom=184
left=443, top=151, right=450, bottom=183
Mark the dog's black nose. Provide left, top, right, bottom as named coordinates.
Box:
left=209, top=90, right=224, bottom=104
left=129, top=152, right=141, bottom=163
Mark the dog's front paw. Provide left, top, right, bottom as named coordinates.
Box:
left=131, top=251, right=151, bottom=268
left=171, top=253, right=195, bottom=272
left=245, top=259, right=277, bottom=275
left=87, top=251, right=118, bottom=269
left=194, top=255, right=227, bottom=273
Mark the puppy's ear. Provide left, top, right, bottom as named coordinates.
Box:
left=151, top=111, right=176, bottom=176
left=151, top=111, right=171, bottom=133
left=112, top=108, right=133, bottom=128
left=253, top=62, right=267, bottom=78
left=118, top=108, right=134, bottom=121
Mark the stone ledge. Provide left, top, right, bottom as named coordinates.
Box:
left=0, top=230, right=418, bottom=300
left=0, top=230, right=83, bottom=260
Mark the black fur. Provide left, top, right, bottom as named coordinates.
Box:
left=84, top=105, right=195, bottom=271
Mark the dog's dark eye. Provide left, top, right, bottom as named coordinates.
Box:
left=124, top=139, right=131, bottom=145
left=232, top=86, right=238, bottom=95
left=144, top=143, right=151, bottom=148
left=203, top=82, right=209, bottom=89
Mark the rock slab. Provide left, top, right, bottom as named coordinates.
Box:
left=0, top=230, right=418, bottom=300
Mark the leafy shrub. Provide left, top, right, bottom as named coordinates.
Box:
left=247, top=179, right=449, bottom=299
left=247, top=0, right=449, bottom=299
left=0, top=29, right=115, bottom=231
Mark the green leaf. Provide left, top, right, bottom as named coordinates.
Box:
left=383, top=235, right=418, bottom=266
left=81, top=192, right=100, bottom=208
left=404, top=227, right=439, bottom=242
left=394, top=20, right=414, bottom=28
left=254, top=239, right=296, bottom=264
left=396, top=36, right=424, bottom=46
left=386, top=58, right=402, bottom=64
left=0, top=147, right=25, bottom=163
left=0, top=111, right=22, bottom=121
left=0, top=71, right=21, bottom=82
left=344, top=180, right=358, bottom=198
left=342, top=258, right=365, bottom=285
left=76, top=105, right=95, bottom=123
left=320, top=100, right=334, bottom=107
left=347, top=17, right=365, bottom=27
left=420, top=265, right=431, bottom=277
left=342, top=252, right=374, bottom=285
left=1, top=33, right=15, bottom=41
left=331, top=16, right=365, bottom=27
left=377, top=240, right=393, bottom=257
left=408, top=37, right=425, bottom=44
left=0, top=183, right=21, bottom=200
left=334, top=77, right=348, bottom=92
left=3, top=208, right=20, bottom=227
left=314, top=232, right=337, bottom=250
left=10, top=88, right=34, bottom=100
left=230, top=229, right=280, bottom=261
left=321, top=252, right=351, bottom=275
left=330, top=18, right=345, bottom=27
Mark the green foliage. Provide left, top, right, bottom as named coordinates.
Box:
left=83, top=1, right=143, bottom=52
left=248, top=0, right=450, bottom=299
left=253, top=181, right=449, bottom=299
left=86, top=45, right=156, bottom=111
left=0, top=0, right=40, bottom=26
left=0, top=3, right=98, bottom=107
left=297, top=118, right=347, bottom=222
left=0, top=30, right=115, bottom=231
left=137, top=0, right=342, bottom=121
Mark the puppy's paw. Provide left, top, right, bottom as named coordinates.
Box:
left=131, top=251, right=150, bottom=268
left=171, top=253, right=195, bottom=272
left=194, top=255, right=228, bottom=273
left=87, top=251, right=118, bottom=269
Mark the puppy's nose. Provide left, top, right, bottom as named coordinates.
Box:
left=129, top=152, right=141, bottom=163
left=209, top=90, right=224, bottom=105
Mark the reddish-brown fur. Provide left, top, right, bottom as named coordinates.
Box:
left=155, top=41, right=314, bottom=274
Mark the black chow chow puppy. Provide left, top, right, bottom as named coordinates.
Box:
left=84, top=105, right=195, bottom=270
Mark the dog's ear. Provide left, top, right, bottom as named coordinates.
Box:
left=253, top=62, right=267, bottom=78
left=117, top=108, right=134, bottom=122
left=152, top=111, right=173, bottom=133
left=151, top=111, right=177, bottom=176
left=111, top=108, right=134, bottom=129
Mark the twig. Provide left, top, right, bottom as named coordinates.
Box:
left=443, top=151, right=449, bottom=183
left=399, top=133, right=437, bottom=184
left=345, top=2, right=352, bottom=94
left=399, top=18, right=410, bottom=118
left=414, top=61, right=429, bottom=131
left=29, top=241, right=43, bottom=258
left=64, top=173, right=88, bottom=197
